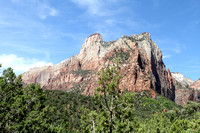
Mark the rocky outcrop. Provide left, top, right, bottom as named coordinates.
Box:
left=190, top=79, right=200, bottom=90
left=172, top=72, right=194, bottom=87
left=22, top=32, right=175, bottom=100
left=175, top=89, right=197, bottom=106
left=172, top=73, right=199, bottom=106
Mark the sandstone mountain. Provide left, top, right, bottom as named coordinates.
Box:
left=22, top=32, right=175, bottom=101
left=172, top=72, right=194, bottom=87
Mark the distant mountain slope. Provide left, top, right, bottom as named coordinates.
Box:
left=172, top=72, right=194, bottom=87
left=171, top=73, right=199, bottom=105
left=190, top=79, right=200, bottom=90
left=22, top=32, right=175, bottom=100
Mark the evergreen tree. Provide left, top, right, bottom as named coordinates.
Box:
left=81, top=59, right=138, bottom=132
left=0, top=66, right=62, bottom=132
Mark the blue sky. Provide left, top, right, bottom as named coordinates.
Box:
left=0, top=0, right=200, bottom=81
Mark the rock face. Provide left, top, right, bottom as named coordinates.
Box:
left=190, top=79, right=200, bottom=90
left=172, top=72, right=194, bottom=87
left=171, top=73, right=199, bottom=106
left=175, top=89, right=197, bottom=106
left=22, top=32, right=175, bottom=100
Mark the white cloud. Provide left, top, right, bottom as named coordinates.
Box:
left=71, top=0, right=102, bottom=15
left=0, top=2, right=62, bottom=54
left=0, top=54, right=52, bottom=75
left=173, top=47, right=181, bottom=53
left=38, top=4, right=58, bottom=20
left=49, top=8, right=57, bottom=16
left=163, top=54, right=171, bottom=59
left=105, top=19, right=116, bottom=25
left=11, top=0, right=58, bottom=19
left=11, top=0, right=21, bottom=3
left=70, top=0, right=120, bottom=16
left=156, top=38, right=183, bottom=54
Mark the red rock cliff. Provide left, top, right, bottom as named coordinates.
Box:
left=22, top=32, right=175, bottom=100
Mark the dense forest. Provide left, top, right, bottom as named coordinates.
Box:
left=1, top=63, right=200, bottom=132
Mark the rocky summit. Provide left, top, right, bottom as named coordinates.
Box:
left=22, top=32, right=176, bottom=102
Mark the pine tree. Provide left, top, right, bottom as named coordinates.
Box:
left=0, top=66, right=62, bottom=132
left=81, top=59, right=138, bottom=132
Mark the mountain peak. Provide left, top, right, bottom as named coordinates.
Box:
left=22, top=32, right=175, bottom=101
left=140, top=32, right=151, bottom=38
left=171, top=72, right=194, bottom=86
left=85, top=33, right=103, bottom=43
left=79, top=33, right=103, bottom=61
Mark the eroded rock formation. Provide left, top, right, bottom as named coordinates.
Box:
left=22, top=32, right=175, bottom=100
left=172, top=72, right=194, bottom=87
left=172, top=72, right=199, bottom=105
left=190, top=79, right=200, bottom=90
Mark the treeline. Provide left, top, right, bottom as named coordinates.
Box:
left=1, top=64, right=200, bottom=132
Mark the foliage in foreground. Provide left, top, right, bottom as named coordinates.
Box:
left=81, top=60, right=139, bottom=132
left=1, top=64, right=200, bottom=132
left=44, top=90, right=95, bottom=132
left=79, top=61, right=200, bottom=132
left=0, top=65, right=62, bottom=132
left=140, top=101, right=200, bottom=132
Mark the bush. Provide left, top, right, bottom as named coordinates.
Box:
left=72, top=68, right=92, bottom=77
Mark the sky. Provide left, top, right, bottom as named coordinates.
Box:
left=0, top=0, right=200, bottom=81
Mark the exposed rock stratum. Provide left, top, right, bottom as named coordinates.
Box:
left=22, top=33, right=176, bottom=101
left=190, top=79, right=200, bottom=90
left=171, top=72, right=200, bottom=105
left=172, top=72, right=194, bottom=87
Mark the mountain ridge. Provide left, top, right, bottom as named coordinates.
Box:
left=22, top=32, right=199, bottom=105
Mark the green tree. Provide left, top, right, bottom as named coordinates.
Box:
left=0, top=66, right=62, bottom=132
left=81, top=59, right=138, bottom=132
left=138, top=101, right=200, bottom=132
left=0, top=67, right=23, bottom=131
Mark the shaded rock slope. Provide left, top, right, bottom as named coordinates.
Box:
left=22, top=33, right=175, bottom=101
left=172, top=72, right=200, bottom=105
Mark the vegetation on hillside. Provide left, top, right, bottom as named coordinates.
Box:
left=105, top=48, right=130, bottom=64
left=1, top=63, right=200, bottom=132
left=174, top=82, right=193, bottom=90
left=72, top=68, right=92, bottom=77
left=0, top=65, right=62, bottom=132
left=44, top=90, right=95, bottom=132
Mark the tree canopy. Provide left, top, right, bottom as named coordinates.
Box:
left=0, top=66, right=62, bottom=132
left=0, top=64, right=200, bottom=132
